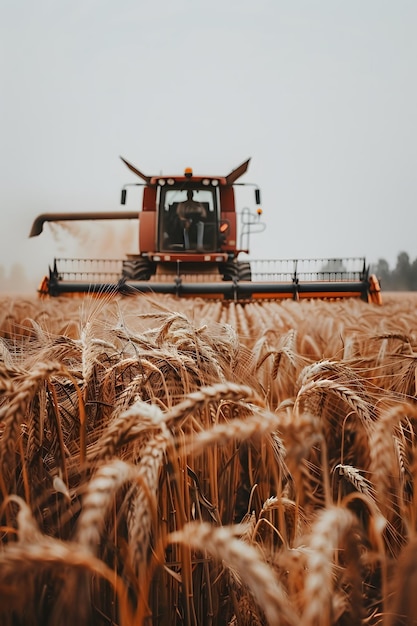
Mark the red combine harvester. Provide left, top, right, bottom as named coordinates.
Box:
left=30, top=157, right=382, bottom=303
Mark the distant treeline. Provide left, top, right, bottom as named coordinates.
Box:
left=371, top=252, right=417, bottom=291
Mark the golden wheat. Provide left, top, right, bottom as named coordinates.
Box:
left=0, top=292, right=417, bottom=624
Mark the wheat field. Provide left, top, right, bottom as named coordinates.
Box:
left=1, top=291, right=417, bottom=626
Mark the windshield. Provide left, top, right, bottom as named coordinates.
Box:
left=158, top=187, right=218, bottom=252
left=162, top=188, right=216, bottom=211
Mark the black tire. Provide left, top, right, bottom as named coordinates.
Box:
left=237, top=261, right=252, bottom=282
left=122, top=258, right=154, bottom=281
left=219, top=260, right=238, bottom=281
left=219, top=260, right=252, bottom=282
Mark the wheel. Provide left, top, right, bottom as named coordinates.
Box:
left=219, top=260, right=238, bottom=281
left=122, top=258, right=154, bottom=281
left=219, top=260, right=252, bottom=282
left=237, top=261, right=252, bottom=281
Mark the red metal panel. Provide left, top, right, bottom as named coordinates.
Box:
left=142, top=186, right=156, bottom=211
left=221, top=211, right=237, bottom=251
left=139, top=211, right=156, bottom=251
left=219, top=187, right=235, bottom=211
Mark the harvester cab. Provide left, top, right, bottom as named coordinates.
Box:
left=29, top=157, right=382, bottom=303
left=117, top=157, right=263, bottom=283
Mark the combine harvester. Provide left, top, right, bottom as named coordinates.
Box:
left=30, top=158, right=382, bottom=304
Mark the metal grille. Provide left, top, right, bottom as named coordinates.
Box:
left=53, top=258, right=123, bottom=282
left=53, top=256, right=367, bottom=283
left=249, top=257, right=367, bottom=282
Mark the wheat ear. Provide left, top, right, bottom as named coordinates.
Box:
left=169, top=521, right=299, bottom=626
left=165, top=382, right=262, bottom=426
left=75, top=459, right=138, bottom=552
left=301, top=506, right=359, bottom=626
left=0, top=362, right=69, bottom=487
left=370, top=402, right=417, bottom=518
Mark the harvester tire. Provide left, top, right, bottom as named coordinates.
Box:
left=220, top=261, right=252, bottom=302
left=220, top=261, right=238, bottom=281
left=122, top=258, right=154, bottom=281
left=220, top=260, right=252, bottom=282
left=237, top=261, right=252, bottom=281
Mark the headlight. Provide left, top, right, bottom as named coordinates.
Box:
left=211, top=179, right=219, bottom=187
left=158, top=179, right=166, bottom=186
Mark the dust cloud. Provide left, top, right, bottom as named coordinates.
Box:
left=48, top=219, right=139, bottom=259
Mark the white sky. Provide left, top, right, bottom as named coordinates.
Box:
left=1, top=0, right=416, bottom=288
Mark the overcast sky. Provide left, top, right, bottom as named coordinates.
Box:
left=1, top=1, right=416, bottom=289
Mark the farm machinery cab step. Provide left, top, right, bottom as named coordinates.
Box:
left=30, top=157, right=382, bottom=304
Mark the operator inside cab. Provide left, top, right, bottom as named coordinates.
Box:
left=176, top=190, right=207, bottom=251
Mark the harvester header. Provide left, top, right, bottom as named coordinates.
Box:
left=29, top=157, right=382, bottom=304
